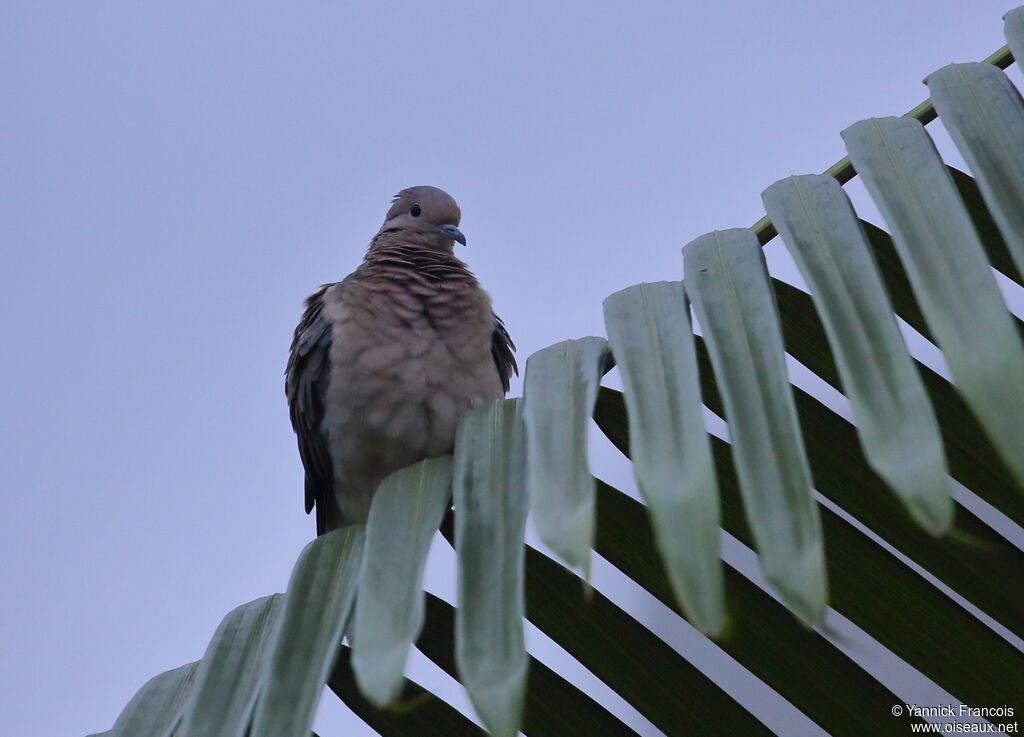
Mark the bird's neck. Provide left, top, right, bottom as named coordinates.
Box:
left=362, top=240, right=474, bottom=282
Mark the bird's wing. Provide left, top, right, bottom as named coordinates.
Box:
left=491, top=314, right=518, bottom=394
left=285, top=283, right=336, bottom=533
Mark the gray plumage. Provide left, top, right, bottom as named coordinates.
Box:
left=286, top=186, right=517, bottom=534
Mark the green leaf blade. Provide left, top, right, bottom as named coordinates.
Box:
left=842, top=116, right=1024, bottom=488
left=684, top=229, right=827, bottom=623
left=107, top=662, right=198, bottom=737
left=419, top=591, right=639, bottom=737
left=522, top=337, right=608, bottom=577
left=352, top=456, right=454, bottom=707
left=601, top=282, right=725, bottom=635
left=454, top=399, right=528, bottom=737
left=763, top=174, right=953, bottom=533
left=928, top=63, right=1024, bottom=282
left=250, top=527, right=364, bottom=737
left=770, top=273, right=1024, bottom=528
left=331, top=645, right=487, bottom=737
left=594, top=387, right=1024, bottom=725
left=178, top=595, right=283, bottom=737
left=1005, top=9, right=1024, bottom=94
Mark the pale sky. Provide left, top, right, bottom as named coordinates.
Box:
left=2, top=2, right=1021, bottom=735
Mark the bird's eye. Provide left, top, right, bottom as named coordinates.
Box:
left=410, top=204, right=422, bottom=217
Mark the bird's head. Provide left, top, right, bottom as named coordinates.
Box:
left=378, top=185, right=466, bottom=250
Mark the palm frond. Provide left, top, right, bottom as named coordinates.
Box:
left=91, top=9, right=1024, bottom=737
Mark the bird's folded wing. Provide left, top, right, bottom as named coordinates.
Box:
left=491, top=314, right=518, bottom=393
left=285, top=283, right=336, bottom=531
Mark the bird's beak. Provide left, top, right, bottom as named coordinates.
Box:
left=439, top=223, right=467, bottom=246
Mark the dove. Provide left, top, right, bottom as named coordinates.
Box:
left=286, top=186, right=517, bottom=534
